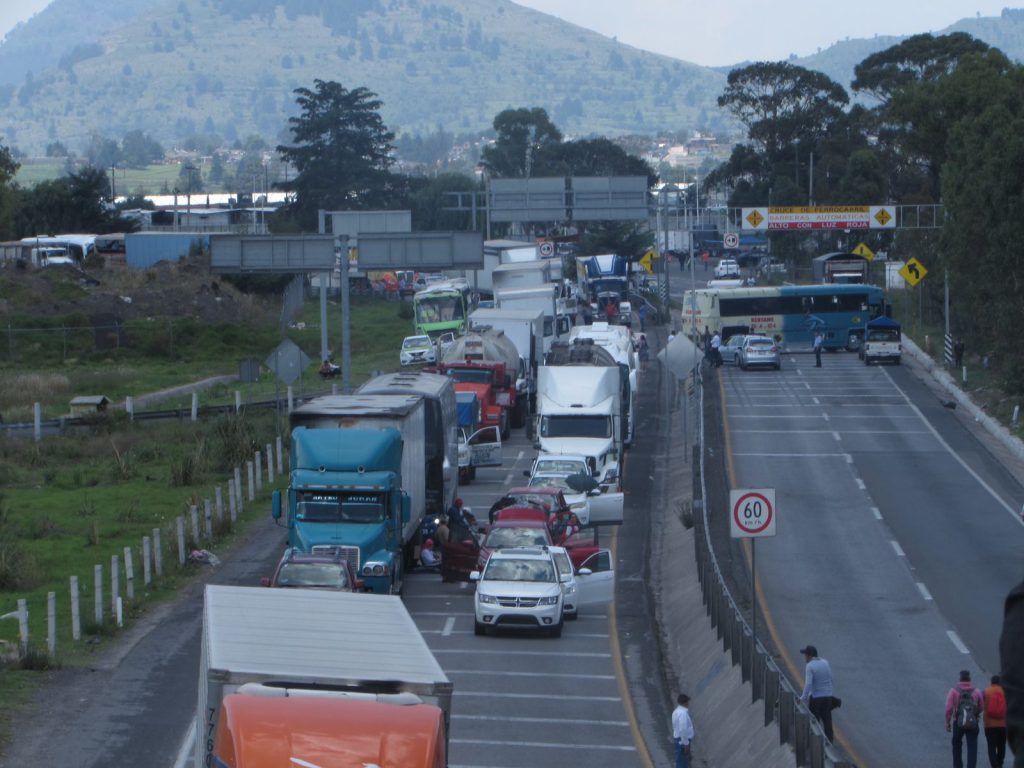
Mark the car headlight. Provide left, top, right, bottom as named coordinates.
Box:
left=570, top=500, right=586, bottom=511
left=564, top=583, right=577, bottom=595
left=478, top=593, right=498, bottom=604
left=537, top=595, right=560, bottom=606
left=362, top=562, right=390, bottom=577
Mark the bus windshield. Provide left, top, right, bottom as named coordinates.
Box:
left=416, top=295, right=464, bottom=323
left=296, top=492, right=386, bottom=523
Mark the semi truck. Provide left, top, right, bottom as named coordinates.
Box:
left=536, top=339, right=627, bottom=497
left=569, top=322, right=637, bottom=445
left=441, top=329, right=526, bottom=430
left=491, top=260, right=554, bottom=295
left=494, top=284, right=572, bottom=353
left=273, top=424, right=409, bottom=594
left=472, top=239, right=538, bottom=294
left=576, top=253, right=631, bottom=325
left=196, top=585, right=452, bottom=768
left=468, top=307, right=544, bottom=408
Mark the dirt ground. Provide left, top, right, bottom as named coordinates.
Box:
left=0, top=255, right=273, bottom=325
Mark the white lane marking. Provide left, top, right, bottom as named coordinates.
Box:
left=890, top=540, right=905, bottom=557
left=453, top=714, right=628, bottom=727
left=832, top=431, right=841, bottom=441
left=453, top=738, right=636, bottom=751
left=916, top=582, right=934, bottom=601
left=871, top=506, right=882, bottom=520
left=442, top=617, right=455, bottom=636
left=881, top=366, right=1024, bottom=525
left=804, top=382, right=812, bottom=390
left=434, top=649, right=612, bottom=658
left=503, top=472, right=513, bottom=484
left=822, top=412, right=830, bottom=422
left=447, top=669, right=615, bottom=680
left=733, top=452, right=850, bottom=457
left=172, top=720, right=196, bottom=768
left=517, top=450, right=525, bottom=461
left=845, top=454, right=854, bottom=464
left=812, top=397, right=820, bottom=405
left=455, top=691, right=620, bottom=702
left=855, top=478, right=866, bottom=490
left=947, top=630, right=970, bottom=654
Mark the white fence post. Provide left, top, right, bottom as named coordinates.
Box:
left=204, top=499, right=213, bottom=538
left=234, top=468, right=243, bottom=514
left=255, top=451, right=263, bottom=492
left=234, top=390, right=242, bottom=414
left=125, top=395, right=134, bottom=420
left=116, top=597, right=123, bottom=628
left=191, top=391, right=199, bottom=422
left=247, top=461, right=255, bottom=502
left=110, top=555, right=120, bottom=618
left=287, top=386, right=294, bottom=413
left=153, top=527, right=163, bottom=578
left=17, top=599, right=28, bottom=653
left=70, top=576, right=81, bottom=641
left=94, top=565, right=103, bottom=625
left=47, top=592, right=56, bottom=656
left=142, top=536, right=152, bottom=586
left=266, top=443, right=274, bottom=485
left=276, top=435, right=284, bottom=474
left=176, top=516, right=186, bottom=566
left=34, top=402, right=42, bottom=442
left=228, top=481, right=237, bottom=524
left=190, top=505, right=200, bottom=544
left=123, top=547, right=135, bottom=602
left=215, top=486, right=224, bottom=524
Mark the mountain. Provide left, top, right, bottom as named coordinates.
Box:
left=2, top=1, right=1023, bottom=158
left=0, top=0, right=729, bottom=155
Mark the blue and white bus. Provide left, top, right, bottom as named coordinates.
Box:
left=682, top=284, right=886, bottom=350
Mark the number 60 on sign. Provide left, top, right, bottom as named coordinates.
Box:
left=729, top=488, right=777, bottom=539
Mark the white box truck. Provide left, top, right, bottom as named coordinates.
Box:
left=469, top=307, right=545, bottom=407
left=195, top=585, right=453, bottom=768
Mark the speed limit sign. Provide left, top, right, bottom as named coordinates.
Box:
left=539, top=241, right=554, bottom=257
left=729, top=488, right=777, bottom=538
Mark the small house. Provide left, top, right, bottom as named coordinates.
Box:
left=69, top=395, right=111, bottom=416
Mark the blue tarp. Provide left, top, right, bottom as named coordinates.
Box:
left=456, top=392, right=479, bottom=429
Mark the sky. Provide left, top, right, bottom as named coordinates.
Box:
left=0, top=0, right=1016, bottom=66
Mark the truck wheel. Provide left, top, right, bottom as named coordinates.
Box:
left=474, top=620, right=486, bottom=636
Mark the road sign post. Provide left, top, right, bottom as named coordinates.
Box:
left=730, top=488, right=777, bottom=653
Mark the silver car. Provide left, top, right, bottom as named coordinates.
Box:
left=738, top=336, right=781, bottom=370
left=718, top=334, right=748, bottom=365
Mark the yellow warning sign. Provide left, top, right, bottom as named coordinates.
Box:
left=873, top=208, right=893, bottom=227
left=899, top=257, right=927, bottom=287
left=639, top=249, right=655, bottom=274
left=746, top=209, right=765, bottom=228
left=852, top=243, right=875, bottom=261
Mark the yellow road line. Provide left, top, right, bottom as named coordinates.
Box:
left=609, top=525, right=656, bottom=768
left=718, top=371, right=866, bottom=766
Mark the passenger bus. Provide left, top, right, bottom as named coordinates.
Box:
left=413, top=279, right=476, bottom=338
left=682, top=284, right=886, bottom=351
left=19, top=235, right=96, bottom=263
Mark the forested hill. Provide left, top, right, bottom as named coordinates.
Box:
left=2, top=0, right=1024, bottom=155
left=0, top=0, right=727, bottom=154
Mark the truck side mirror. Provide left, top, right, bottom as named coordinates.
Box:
left=272, top=490, right=282, bottom=522
left=402, top=495, right=411, bottom=524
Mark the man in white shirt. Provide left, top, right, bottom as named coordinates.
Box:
left=671, top=693, right=694, bottom=768
left=710, top=331, right=723, bottom=367
left=800, top=644, right=835, bottom=742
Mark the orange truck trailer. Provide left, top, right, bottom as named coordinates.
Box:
left=195, top=585, right=453, bottom=768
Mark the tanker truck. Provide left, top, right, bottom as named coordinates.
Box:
left=440, top=328, right=527, bottom=433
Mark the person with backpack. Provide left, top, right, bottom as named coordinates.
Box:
left=984, top=675, right=1008, bottom=768
left=946, top=669, right=986, bottom=768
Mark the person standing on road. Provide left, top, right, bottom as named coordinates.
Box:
left=672, top=693, right=694, bottom=768
left=710, top=331, right=723, bottom=368
left=984, top=674, right=1008, bottom=767
left=813, top=332, right=824, bottom=367
left=946, top=669, right=985, bottom=768
left=800, top=645, right=835, bottom=742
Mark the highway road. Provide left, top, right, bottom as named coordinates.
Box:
left=719, top=349, right=1024, bottom=767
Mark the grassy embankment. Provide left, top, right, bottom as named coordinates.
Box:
left=0, top=289, right=412, bottom=737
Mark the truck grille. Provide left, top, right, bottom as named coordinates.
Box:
left=496, top=596, right=540, bottom=608
left=310, top=545, right=360, bottom=570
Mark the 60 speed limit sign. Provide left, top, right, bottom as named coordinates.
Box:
left=729, top=488, right=777, bottom=538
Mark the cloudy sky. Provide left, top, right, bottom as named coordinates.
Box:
left=1, top=0, right=1016, bottom=66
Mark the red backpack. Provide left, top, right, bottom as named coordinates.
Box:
left=986, top=688, right=1007, bottom=721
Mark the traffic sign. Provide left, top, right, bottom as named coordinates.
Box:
left=852, top=242, right=875, bottom=261
left=729, top=488, right=777, bottom=538
left=741, top=206, right=897, bottom=231
left=539, top=241, right=554, bottom=257
left=639, top=249, right=655, bottom=273
left=899, top=257, right=928, bottom=287
left=723, top=232, right=740, bottom=249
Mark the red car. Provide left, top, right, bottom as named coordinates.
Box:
left=442, top=516, right=598, bottom=582
left=261, top=548, right=363, bottom=591
left=488, top=486, right=573, bottom=522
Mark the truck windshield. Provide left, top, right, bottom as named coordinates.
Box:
left=296, top=492, right=386, bottom=523
left=541, top=415, right=612, bottom=439
left=275, top=562, right=350, bottom=589
left=447, top=368, right=493, bottom=385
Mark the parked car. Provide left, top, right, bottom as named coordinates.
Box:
left=525, top=474, right=592, bottom=526
left=714, top=258, right=741, bottom=278
left=718, top=334, right=749, bottom=365
left=738, top=336, right=781, bottom=370
left=260, top=548, right=363, bottom=591
left=400, top=334, right=437, bottom=366
left=471, top=547, right=564, bottom=637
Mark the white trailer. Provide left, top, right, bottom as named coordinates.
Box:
left=195, top=585, right=453, bottom=768
left=495, top=284, right=571, bottom=353
left=492, top=260, right=554, bottom=294
left=469, top=307, right=545, bottom=399
left=570, top=322, right=638, bottom=444
left=472, top=240, right=539, bottom=293
left=290, top=394, right=428, bottom=544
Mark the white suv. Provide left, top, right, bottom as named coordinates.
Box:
left=471, top=547, right=563, bottom=637
left=714, top=258, right=741, bottom=278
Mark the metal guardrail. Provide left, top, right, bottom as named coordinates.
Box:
left=693, top=370, right=854, bottom=768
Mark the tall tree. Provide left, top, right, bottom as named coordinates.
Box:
left=120, top=130, right=165, bottom=168
left=534, top=138, right=655, bottom=184
left=481, top=107, right=562, bottom=178
left=277, top=80, right=396, bottom=228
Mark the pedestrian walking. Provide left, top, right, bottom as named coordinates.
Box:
left=800, top=645, right=835, bottom=742
left=813, top=332, right=824, bottom=367
left=638, top=304, right=647, bottom=332
left=702, top=251, right=710, bottom=272
left=947, top=669, right=985, bottom=768
left=710, top=331, right=723, bottom=368
left=984, top=675, right=1008, bottom=767
left=672, top=693, right=694, bottom=768
left=638, top=334, right=650, bottom=371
